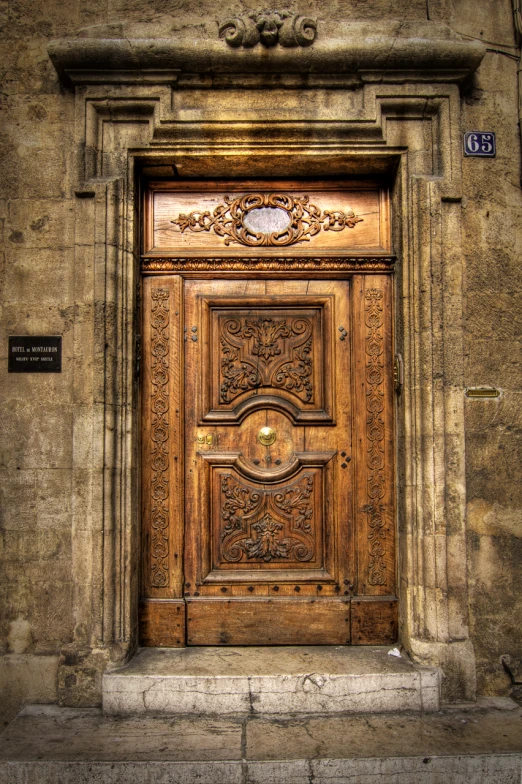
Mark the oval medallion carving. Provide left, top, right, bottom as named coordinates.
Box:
left=172, top=192, right=363, bottom=248
left=243, top=206, right=291, bottom=236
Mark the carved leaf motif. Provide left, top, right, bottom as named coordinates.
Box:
left=142, top=257, right=395, bottom=273
left=244, top=515, right=293, bottom=561
left=220, top=316, right=314, bottom=404
left=363, top=289, right=387, bottom=586
left=273, top=337, right=313, bottom=401
left=241, top=317, right=291, bottom=362
left=274, top=476, right=314, bottom=533
left=221, top=475, right=262, bottom=540
left=220, top=475, right=315, bottom=563
left=220, top=339, right=259, bottom=403
left=150, top=288, right=170, bottom=587
left=171, top=193, right=362, bottom=248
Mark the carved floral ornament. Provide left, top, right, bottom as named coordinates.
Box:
left=172, top=193, right=363, bottom=248
left=220, top=474, right=314, bottom=563
left=218, top=10, right=317, bottom=48
left=220, top=316, right=313, bottom=404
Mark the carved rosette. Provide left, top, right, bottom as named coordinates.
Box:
left=220, top=316, right=313, bottom=403
left=219, top=11, right=317, bottom=48
left=150, top=289, right=170, bottom=587
left=363, top=289, right=387, bottom=586
left=221, top=474, right=315, bottom=563
left=171, top=193, right=362, bottom=248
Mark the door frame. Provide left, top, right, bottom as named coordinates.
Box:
left=51, top=61, right=479, bottom=701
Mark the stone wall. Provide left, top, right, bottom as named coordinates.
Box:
left=454, top=0, right=522, bottom=694
left=0, top=0, right=521, bottom=723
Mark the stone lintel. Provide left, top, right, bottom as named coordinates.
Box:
left=48, top=24, right=485, bottom=88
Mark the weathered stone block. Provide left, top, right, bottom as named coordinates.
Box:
left=36, top=470, right=72, bottom=529
left=1, top=527, right=71, bottom=565
left=0, top=402, right=73, bottom=470
left=5, top=248, right=74, bottom=305
left=0, top=469, right=37, bottom=530
left=58, top=645, right=129, bottom=708
left=0, top=137, right=68, bottom=201
left=0, top=654, right=58, bottom=725
left=0, top=305, right=75, bottom=357
left=7, top=199, right=74, bottom=249
left=466, top=429, right=522, bottom=505
left=466, top=340, right=522, bottom=390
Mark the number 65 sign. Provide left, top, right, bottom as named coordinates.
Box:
left=463, top=132, right=496, bottom=157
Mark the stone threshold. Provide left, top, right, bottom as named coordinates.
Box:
left=102, top=645, right=441, bottom=716
left=0, top=700, right=520, bottom=784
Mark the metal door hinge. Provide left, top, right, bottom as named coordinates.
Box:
left=394, top=354, right=403, bottom=393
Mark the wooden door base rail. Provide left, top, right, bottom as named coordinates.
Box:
left=139, top=596, right=398, bottom=647
left=139, top=599, right=186, bottom=648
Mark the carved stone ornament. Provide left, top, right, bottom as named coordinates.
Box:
left=218, top=10, right=317, bottom=48
left=171, top=193, right=362, bottom=248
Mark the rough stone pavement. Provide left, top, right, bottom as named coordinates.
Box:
left=1, top=699, right=521, bottom=783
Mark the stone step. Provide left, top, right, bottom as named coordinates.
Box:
left=102, top=646, right=441, bottom=716
left=1, top=700, right=520, bottom=784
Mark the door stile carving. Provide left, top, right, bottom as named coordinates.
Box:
left=140, top=276, right=186, bottom=647
left=353, top=275, right=395, bottom=597
left=364, top=287, right=387, bottom=587
left=350, top=274, right=397, bottom=644
left=149, top=287, right=171, bottom=589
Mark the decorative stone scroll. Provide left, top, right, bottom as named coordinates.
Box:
left=218, top=11, right=317, bottom=48
left=171, top=193, right=362, bottom=248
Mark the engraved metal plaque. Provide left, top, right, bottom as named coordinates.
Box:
left=8, top=336, right=62, bottom=373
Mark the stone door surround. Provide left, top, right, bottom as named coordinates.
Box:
left=49, top=19, right=485, bottom=704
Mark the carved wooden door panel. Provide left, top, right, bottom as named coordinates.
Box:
left=180, top=276, right=396, bottom=645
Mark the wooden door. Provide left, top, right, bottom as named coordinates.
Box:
left=178, top=276, right=394, bottom=645
left=140, top=181, right=396, bottom=647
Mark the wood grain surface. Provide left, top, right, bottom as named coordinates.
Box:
left=144, top=180, right=390, bottom=256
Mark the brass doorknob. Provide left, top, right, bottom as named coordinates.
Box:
left=258, top=426, right=276, bottom=446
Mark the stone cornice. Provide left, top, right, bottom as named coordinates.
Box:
left=48, top=22, right=485, bottom=88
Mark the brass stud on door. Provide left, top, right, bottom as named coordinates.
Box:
left=258, top=426, right=276, bottom=446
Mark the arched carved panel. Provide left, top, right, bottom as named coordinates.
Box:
left=200, top=295, right=335, bottom=424
left=206, top=466, right=331, bottom=576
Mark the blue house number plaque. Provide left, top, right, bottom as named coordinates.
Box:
left=463, top=132, right=496, bottom=157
